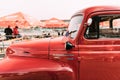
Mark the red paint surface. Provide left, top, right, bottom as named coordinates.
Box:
left=1, top=6, right=120, bottom=80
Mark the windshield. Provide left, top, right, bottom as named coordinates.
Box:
left=67, top=15, right=83, bottom=39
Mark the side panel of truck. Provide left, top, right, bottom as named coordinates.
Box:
left=79, top=41, right=120, bottom=80
left=49, top=39, right=80, bottom=80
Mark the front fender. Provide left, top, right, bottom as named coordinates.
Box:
left=0, top=57, right=75, bottom=80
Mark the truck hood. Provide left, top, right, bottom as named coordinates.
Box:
left=6, top=37, right=66, bottom=59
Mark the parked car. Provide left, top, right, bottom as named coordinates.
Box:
left=1, top=6, right=120, bottom=80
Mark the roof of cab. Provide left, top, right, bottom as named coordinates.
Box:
left=72, top=6, right=120, bottom=17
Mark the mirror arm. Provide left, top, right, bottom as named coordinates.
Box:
left=65, top=41, right=75, bottom=50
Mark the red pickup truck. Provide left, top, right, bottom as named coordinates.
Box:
left=1, top=6, right=120, bottom=80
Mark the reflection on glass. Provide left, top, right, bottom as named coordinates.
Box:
left=67, top=15, right=83, bottom=38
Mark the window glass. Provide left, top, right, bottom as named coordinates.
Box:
left=84, top=14, right=120, bottom=39
left=67, top=15, right=83, bottom=39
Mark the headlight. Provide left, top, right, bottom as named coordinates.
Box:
left=6, top=47, right=15, bottom=55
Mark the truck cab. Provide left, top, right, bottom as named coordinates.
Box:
left=1, top=6, right=120, bottom=80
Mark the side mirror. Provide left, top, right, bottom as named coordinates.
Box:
left=87, top=18, right=92, bottom=26
left=84, top=18, right=92, bottom=26
left=65, top=41, right=75, bottom=50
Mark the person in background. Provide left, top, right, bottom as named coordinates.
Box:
left=13, top=26, right=20, bottom=38
left=61, top=30, right=64, bottom=36
left=58, top=31, right=60, bottom=36
left=4, top=25, right=13, bottom=40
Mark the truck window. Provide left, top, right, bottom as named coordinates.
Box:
left=84, top=14, right=120, bottom=39
left=68, top=15, right=83, bottom=39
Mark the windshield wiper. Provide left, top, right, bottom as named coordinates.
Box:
left=69, top=30, right=77, bottom=34
left=65, top=30, right=77, bottom=37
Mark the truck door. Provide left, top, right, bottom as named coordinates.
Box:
left=79, top=14, right=120, bottom=80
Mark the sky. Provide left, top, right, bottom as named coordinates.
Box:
left=0, top=0, right=119, bottom=20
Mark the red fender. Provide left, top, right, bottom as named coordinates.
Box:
left=0, top=57, right=75, bottom=80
